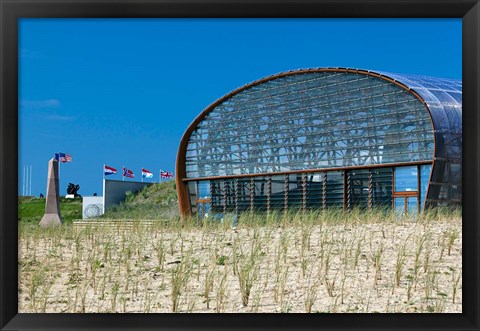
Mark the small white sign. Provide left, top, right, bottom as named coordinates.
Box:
left=82, top=196, right=104, bottom=219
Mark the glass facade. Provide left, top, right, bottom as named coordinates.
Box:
left=186, top=165, right=436, bottom=215
left=378, top=71, right=462, bottom=206
left=178, top=68, right=462, bottom=216
left=186, top=72, right=434, bottom=178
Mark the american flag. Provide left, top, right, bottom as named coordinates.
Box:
left=122, top=167, right=135, bottom=178
left=160, top=170, right=174, bottom=179
left=55, top=153, right=72, bottom=163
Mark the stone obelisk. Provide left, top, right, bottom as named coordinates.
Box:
left=40, top=158, right=62, bottom=227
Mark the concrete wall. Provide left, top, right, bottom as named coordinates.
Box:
left=82, top=196, right=104, bottom=219
left=103, top=179, right=153, bottom=213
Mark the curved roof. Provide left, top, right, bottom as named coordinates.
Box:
left=186, top=67, right=462, bottom=138
left=232, top=67, right=462, bottom=134
left=229, top=67, right=463, bottom=134
left=178, top=68, right=462, bottom=178
left=375, top=69, right=462, bottom=135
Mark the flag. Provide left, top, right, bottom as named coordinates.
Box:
left=55, top=153, right=72, bottom=163
left=104, top=165, right=117, bottom=176
left=142, top=168, right=153, bottom=179
left=160, top=170, right=174, bottom=179
left=122, top=167, right=135, bottom=178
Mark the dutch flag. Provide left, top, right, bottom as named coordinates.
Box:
left=142, top=168, right=153, bottom=179
left=104, top=165, right=117, bottom=176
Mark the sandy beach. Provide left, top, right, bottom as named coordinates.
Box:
left=18, top=214, right=462, bottom=313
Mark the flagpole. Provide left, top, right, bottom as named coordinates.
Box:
left=122, top=166, right=124, bottom=181
left=103, top=164, right=105, bottom=181
left=22, top=166, right=25, bottom=196
left=30, top=165, right=32, bottom=196
left=58, top=157, right=61, bottom=193
left=26, top=165, right=28, bottom=196
left=27, top=165, right=31, bottom=196
left=26, top=165, right=29, bottom=196
left=141, top=169, right=143, bottom=183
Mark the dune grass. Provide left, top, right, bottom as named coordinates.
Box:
left=18, top=206, right=462, bottom=313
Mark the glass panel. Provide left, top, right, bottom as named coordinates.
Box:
left=270, top=175, right=285, bottom=210
left=223, top=180, right=236, bottom=212
left=197, top=201, right=210, bottom=219
left=395, top=166, right=418, bottom=192
left=236, top=178, right=251, bottom=212
left=325, top=171, right=344, bottom=208
left=210, top=181, right=223, bottom=213
left=370, top=168, right=393, bottom=209
left=252, top=176, right=268, bottom=211
left=420, top=164, right=432, bottom=210
left=347, top=169, right=369, bottom=210
left=198, top=181, right=211, bottom=198
left=187, top=182, right=198, bottom=213
left=407, top=196, right=418, bottom=214
left=197, top=180, right=212, bottom=218
left=287, top=174, right=302, bottom=209
left=306, top=172, right=324, bottom=209
left=394, top=197, right=405, bottom=217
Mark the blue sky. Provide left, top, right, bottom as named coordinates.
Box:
left=19, top=18, right=461, bottom=196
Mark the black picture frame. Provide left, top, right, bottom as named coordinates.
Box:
left=1, top=1, right=478, bottom=330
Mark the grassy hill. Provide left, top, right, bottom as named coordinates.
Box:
left=100, top=180, right=179, bottom=220
left=18, top=196, right=83, bottom=224
left=18, top=180, right=179, bottom=224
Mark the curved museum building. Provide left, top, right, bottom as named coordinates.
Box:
left=176, top=68, right=462, bottom=217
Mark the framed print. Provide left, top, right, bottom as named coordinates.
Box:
left=1, top=0, right=479, bottom=330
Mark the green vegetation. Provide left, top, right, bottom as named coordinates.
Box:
left=100, top=181, right=179, bottom=220
left=18, top=181, right=179, bottom=225
left=18, top=196, right=82, bottom=225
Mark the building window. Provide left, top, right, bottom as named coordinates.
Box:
left=394, top=166, right=418, bottom=192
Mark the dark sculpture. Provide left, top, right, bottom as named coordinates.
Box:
left=67, top=183, right=81, bottom=198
